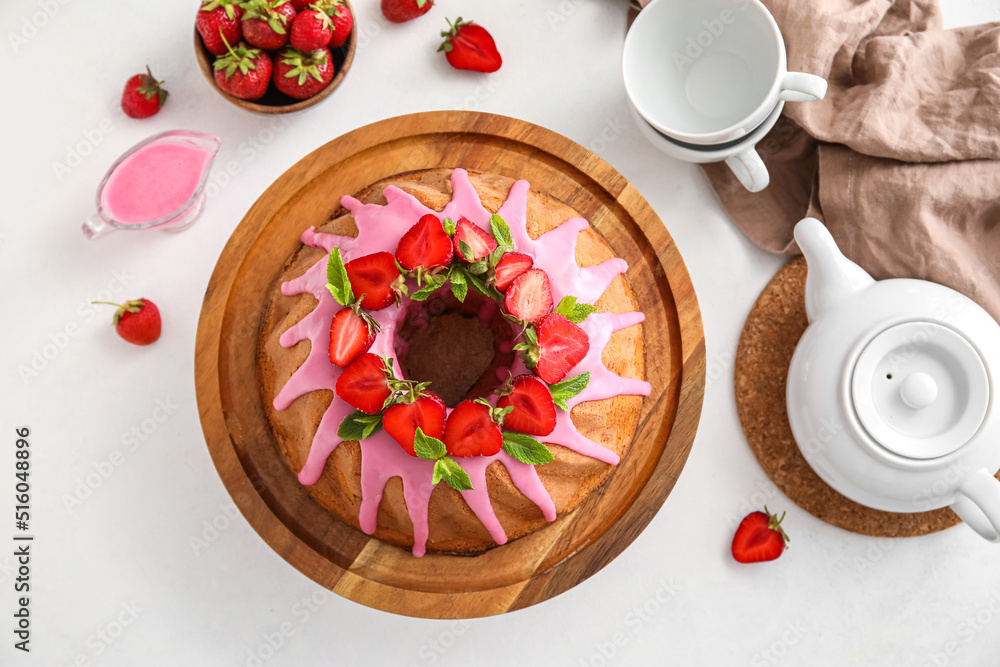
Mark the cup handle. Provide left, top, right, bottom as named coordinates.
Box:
left=724, top=145, right=769, bottom=193
left=778, top=72, right=828, bottom=103
left=82, top=214, right=115, bottom=240
left=950, top=468, right=1000, bottom=542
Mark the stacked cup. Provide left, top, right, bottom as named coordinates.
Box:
left=623, top=0, right=827, bottom=192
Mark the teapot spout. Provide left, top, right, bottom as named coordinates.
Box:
left=794, top=218, right=874, bottom=323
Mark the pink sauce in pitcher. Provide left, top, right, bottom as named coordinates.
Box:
left=100, top=138, right=216, bottom=225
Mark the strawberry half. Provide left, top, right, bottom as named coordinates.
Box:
left=732, top=508, right=790, bottom=563
left=395, top=214, right=454, bottom=270
left=328, top=307, right=377, bottom=368
left=497, top=375, right=556, bottom=437
left=344, top=252, right=400, bottom=310
left=453, top=217, right=496, bottom=263
left=443, top=400, right=503, bottom=457
left=336, top=353, right=391, bottom=414
left=438, top=18, right=502, bottom=73
left=504, top=268, right=553, bottom=324
left=384, top=392, right=447, bottom=456
left=534, top=313, right=589, bottom=384
left=493, top=252, right=533, bottom=292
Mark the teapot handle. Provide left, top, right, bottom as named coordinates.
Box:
left=951, top=468, right=1000, bottom=543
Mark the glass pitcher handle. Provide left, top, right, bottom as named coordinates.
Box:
left=82, top=214, right=116, bottom=240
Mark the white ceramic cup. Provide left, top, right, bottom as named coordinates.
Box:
left=623, top=0, right=827, bottom=146
left=629, top=99, right=782, bottom=192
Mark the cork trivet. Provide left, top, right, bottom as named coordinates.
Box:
left=735, top=258, right=961, bottom=537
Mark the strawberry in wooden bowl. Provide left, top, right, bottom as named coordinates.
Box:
left=194, top=0, right=356, bottom=114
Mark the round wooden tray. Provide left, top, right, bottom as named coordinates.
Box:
left=195, top=111, right=705, bottom=618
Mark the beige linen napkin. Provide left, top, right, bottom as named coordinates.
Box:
left=630, top=0, right=1000, bottom=320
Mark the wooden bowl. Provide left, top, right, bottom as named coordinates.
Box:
left=195, top=111, right=706, bottom=618
left=193, top=2, right=356, bottom=115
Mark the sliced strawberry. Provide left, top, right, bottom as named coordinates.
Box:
left=504, top=268, right=553, bottom=324
left=497, top=375, right=556, bottom=436
left=493, top=252, right=533, bottom=292
left=344, top=252, right=399, bottom=310
left=732, top=508, right=790, bottom=563
left=453, top=217, right=497, bottom=263
left=534, top=313, right=589, bottom=384
left=328, top=308, right=376, bottom=368
left=443, top=400, right=503, bottom=457
left=335, top=353, right=391, bottom=414
left=384, top=393, right=447, bottom=456
left=395, top=214, right=454, bottom=270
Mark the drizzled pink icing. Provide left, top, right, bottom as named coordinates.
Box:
left=274, top=169, right=651, bottom=557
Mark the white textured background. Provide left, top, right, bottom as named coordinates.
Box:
left=2, top=0, right=999, bottom=665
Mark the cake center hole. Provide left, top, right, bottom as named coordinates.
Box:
left=395, top=291, right=514, bottom=408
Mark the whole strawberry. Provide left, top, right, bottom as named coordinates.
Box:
left=214, top=39, right=273, bottom=100
left=197, top=0, right=245, bottom=55
left=241, top=0, right=296, bottom=50
left=382, top=0, right=433, bottom=23
left=290, top=8, right=332, bottom=51
left=275, top=46, right=334, bottom=99
left=732, top=507, right=790, bottom=563
left=438, top=17, right=501, bottom=73
left=120, top=67, right=168, bottom=119
left=93, top=299, right=161, bottom=346
left=289, top=0, right=313, bottom=9
left=324, top=0, right=352, bottom=48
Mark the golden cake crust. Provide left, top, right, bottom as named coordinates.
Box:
left=258, top=169, right=646, bottom=554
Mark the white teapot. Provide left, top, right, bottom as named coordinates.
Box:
left=787, top=218, right=1000, bottom=541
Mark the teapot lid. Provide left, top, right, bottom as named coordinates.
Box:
left=850, top=321, right=990, bottom=460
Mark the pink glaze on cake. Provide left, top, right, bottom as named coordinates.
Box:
left=274, top=169, right=651, bottom=557
left=100, top=139, right=215, bottom=225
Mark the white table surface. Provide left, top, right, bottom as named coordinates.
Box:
left=3, top=1, right=1000, bottom=665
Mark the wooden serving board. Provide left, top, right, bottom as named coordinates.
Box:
left=195, top=111, right=705, bottom=618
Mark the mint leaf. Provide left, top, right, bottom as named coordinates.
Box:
left=464, top=269, right=490, bottom=296
left=490, top=214, right=513, bottom=246
left=442, top=218, right=456, bottom=236
left=325, top=247, right=354, bottom=306
left=434, top=457, right=474, bottom=491
left=468, top=259, right=488, bottom=276
left=413, top=427, right=447, bottom=461
left=502, top=432, right=554, bottom=465
left=449, top=268, right=468, bottom=302
left=410, top=280, right=441, bottom=301
left=338, top=410, right=382, bottom=441
left=548, top=371, right=590, bottom=411
left=554, top=295, right=597, bottom=324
